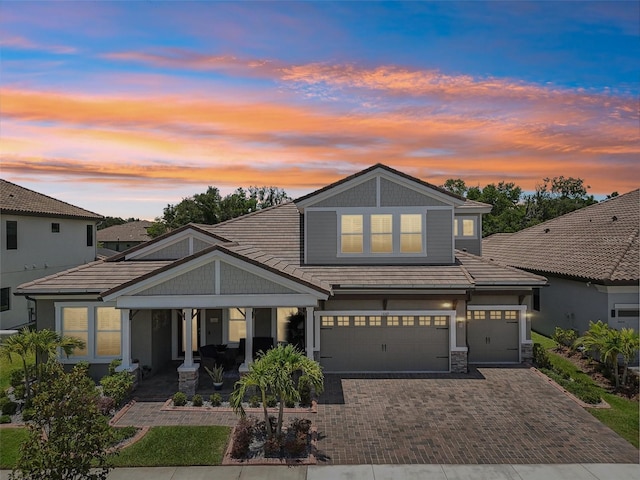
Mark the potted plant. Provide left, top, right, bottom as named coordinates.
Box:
left=205, top=365, right=224, bottom=390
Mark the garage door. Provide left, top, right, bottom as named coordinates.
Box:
left=467, top=310, right=519, bottom=363
left=319, top=314, right=449, bottom=372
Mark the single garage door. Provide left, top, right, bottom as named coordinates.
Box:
left=467, top=310, right=519, bottom=363
left=319, top=314, right=449, bottom=372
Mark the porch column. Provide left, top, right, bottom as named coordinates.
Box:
left=183, top=308, right=194, bottom=368
left=239, top=307, right=254, bottom=374
left=305, top=306, right=314, bottom=360
left=178, top=308, right=199, bottom=395
left=115, top=309, right=139, bottom=387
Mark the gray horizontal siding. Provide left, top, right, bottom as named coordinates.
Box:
left=380, top=178, right=448, bottom=207
left=426, top=210, right=453, bottom=263
left=306, top=210, right=338, bottom=264
left=312, top=179, right=377, bottom=207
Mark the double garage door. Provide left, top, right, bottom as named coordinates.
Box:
left=319, top=314, right=450, bottom=372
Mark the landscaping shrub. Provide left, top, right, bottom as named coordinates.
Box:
left=0, top=388, right=7, bottom=398
left=172, top=392, right=187, bottom=407
left=532, top=343, right=551, bottom=369
left=96, top=396, right=116, bottom=416
left=0, top=398, right=17, bottom=415
left=192, top=394, right=203, bottom=407
left=108, top=359, right=121, bottom=376
left=230, top=417, right=254, bottom=458
left=266, top=395, right=277, bottom=408
left=0, top=414, right=10, bottom=424
left=10, top=370, right=24, bottom=389
left=264, top=433, right=283, bottom=457
left=291, top=417, right=311, bottom=434
left=21, top=408, right=35, bottom=422
left=12, top=384, right=25, bottom=401
left=100, top=371, right=133, bottom=407
left=298, top=375, right=312, bottom=407
left=248, top=395, right=260, bottom=408
left=285, top=398, right=295, bottom=408
left=209, top=393, right=222, bottom=407
left=552, top=327, right=578, bottom=350
left=541, top=367, right=601, bottom=405
left=284, top=431, right=308, bottom=457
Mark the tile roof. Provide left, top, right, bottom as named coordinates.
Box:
left=97, top=220, right=153, bottom=242
left=17, top=180, right=546, bottom=296
left=483, top=189, right=639, bottom=283
left=0, top=179, right=103, bottom=220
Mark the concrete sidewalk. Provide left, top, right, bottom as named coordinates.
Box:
left=4, top=464, right=635, bottom=480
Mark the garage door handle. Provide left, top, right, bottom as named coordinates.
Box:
left=486, top=337, right=490, bottom=344
left=506, top=321, right=518, bottom=324
left=507, top=348, right=519, bottom=351
left=436, top=356, right=448, bottom=359
left=436, top=327, right=449, bottom=330
left=320, top=356, right=332, bottom=359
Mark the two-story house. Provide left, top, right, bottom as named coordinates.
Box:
left=1, top=180, right=103, bottom=330
left=16, top=165, right=546, bottom=393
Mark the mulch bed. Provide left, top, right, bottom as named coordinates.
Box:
left=161, top=399, right=317, bottom=414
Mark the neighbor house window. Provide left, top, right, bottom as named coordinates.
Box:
left=454, top=217, right=477, bottom=238
left=51, top=222, right=60, bottom=233
left=6, top=221, right=17, bottom=250
left=0, top=288, right=10, bottom=312
left=86, top=225, right=94, bottom=246
left=400, top=214, right=423, bottom=253
left=341, top=215, right=364, bottom=253
left=371, top=214, right=392, bottom=253
left=227, top=308, right=246, bottom=342
left=58, top=304, right=121, bottom=361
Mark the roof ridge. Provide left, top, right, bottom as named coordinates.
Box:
left=205, top=201, right=296, bottom=229
left=606, top=225, right=640, bottom=280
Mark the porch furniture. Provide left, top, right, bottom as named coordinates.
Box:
left=199, top=344, right=226, bottom=371
left=236, top=337, right=275, bottom=364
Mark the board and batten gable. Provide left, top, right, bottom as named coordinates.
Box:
left=301, top=172, right=458, bottom=265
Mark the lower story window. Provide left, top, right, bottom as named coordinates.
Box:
left=58, top=304, right=121, bottom=361
left=227, top=308, right=246, bottom=342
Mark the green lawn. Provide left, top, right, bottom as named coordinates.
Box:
left=532, top=330, right=639, bottom=448
left=0, top=352, right=35, bottom=391
left=0, top=428, right=28, bottom=468
left=112, top=426, right=231, bottom=466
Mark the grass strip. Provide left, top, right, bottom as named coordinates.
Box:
left=111, top=425, right=231, bottom=466
left=0, top=427, right=28, bottom=468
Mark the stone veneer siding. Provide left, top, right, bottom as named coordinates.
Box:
left=451, top=351, right=468, bottom=373
left=178, top=368, right=199, bottom=396
left=521, top=343, right=533, bottom=362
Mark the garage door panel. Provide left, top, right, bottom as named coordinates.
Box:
left=467, top=310, right=520, bottom=363
left=319, top=314, right=450, bottom=372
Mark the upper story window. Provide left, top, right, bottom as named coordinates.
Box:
left=341, top=215, right=364, bottom=254
left=51, top=222, right=60, bottom=233
left=339, top=210, right=425, bottom=256
left=6, top=221, right=17, bottom=250
left=454, top=216, right=477, bottom=238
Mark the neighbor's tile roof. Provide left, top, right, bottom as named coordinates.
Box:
left=0, top=179, right=103, bottom=220
left=483, top=189, right=639, bottom=283
left=97, top=220, right=153, bottom=243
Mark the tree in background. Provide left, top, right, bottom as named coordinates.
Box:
left=148, top=186, right=290, bottom=237
left=97, top=217, right=139, bottom=230
left=442, top=175, right=597, bottom=237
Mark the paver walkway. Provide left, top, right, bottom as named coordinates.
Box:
left=114, top=367, right=639, bottom=465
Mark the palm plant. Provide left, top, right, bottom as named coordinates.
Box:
left=0, top=327, right=85, bottom=402
left=619, top=328, right=639, bottom=386
left=229, top=344, right=324, bottom=438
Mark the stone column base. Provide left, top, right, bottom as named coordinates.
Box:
left=451, top=350, right=468, bottom=373
left=521, top=342, right=533, bottom=362
left=177, top=364, right=199, bottom=396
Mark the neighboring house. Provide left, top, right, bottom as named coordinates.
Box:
left=97, top=220, right=153, bottom=252
left=16, top=165, right=546, bottom=393
left=1, top=180, right=103, bottom=330
left=483, top=189, right=639, bottom=337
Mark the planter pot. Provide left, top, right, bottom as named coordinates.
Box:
left=214, top=382, right=223, bottom=391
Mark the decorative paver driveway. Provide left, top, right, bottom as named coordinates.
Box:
left=114, top=366, right=638, bottom=465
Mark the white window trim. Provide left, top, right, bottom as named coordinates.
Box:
left=454, top=216, right=478, bottom=239
left=55, top=301, right=121, bottom=364
left=336, top=207, right=428, bottom=257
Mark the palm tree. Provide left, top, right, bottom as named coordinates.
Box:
left=599, top=328, right=622, bottom=389
left=619, top=328, right=639, bottom=386
left=0, top=328, right=85, bottom=402
left=229, top=344, right=324, bottom=438
left=0, top=327, right=35, bottom=402
left=574, top=320, right=610, bottom=359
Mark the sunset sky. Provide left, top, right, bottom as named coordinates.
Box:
left=1, top=1, right=638, bottom=220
